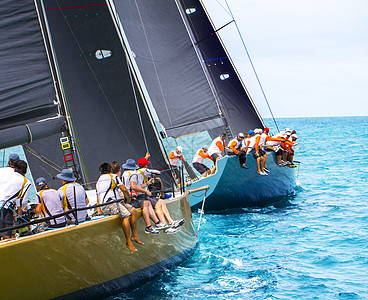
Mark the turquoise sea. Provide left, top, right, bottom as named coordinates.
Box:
left=2, top=116, right=367, bottom=299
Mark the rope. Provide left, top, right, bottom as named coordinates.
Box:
left=196, top=189, right=208, bottom=237
left=223, top=0, right=280, bottom=132
left=25, top=124, right=33, bottom=144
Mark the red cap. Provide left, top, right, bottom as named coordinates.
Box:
left=291, top=130, right=296, bottom=134
left=137, top=157, right=150, bottom=167
left=264, top=127, right=269, bottom=132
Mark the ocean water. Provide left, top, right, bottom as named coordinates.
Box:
left=2, top=116, right=368, bottom=299
left=114, top=116, right=368, bottom=299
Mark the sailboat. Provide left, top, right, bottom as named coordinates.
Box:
left=113, top=0, right=298, bottom=211
left=0, top=0, right=203, bottom=298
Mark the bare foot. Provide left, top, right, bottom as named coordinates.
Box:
left=126, top=243, right=138, bottom=252
left=131, top=237, right=144, bottom=245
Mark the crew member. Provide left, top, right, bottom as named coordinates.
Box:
left=248, top=129, right=267, bottom=175
left=228, top=133, right=248, bottom=169
left=208, top=133, right=227, bottom=175
left=122, top=159, right=160, bottom=235
left=57, top=169, right=89, bottom=224
left=169, top=146, right=185, bottom=185
left=96, top=162, right=142, bottom=252
left=34, top=177, right=66, bottom=229
left=133, top=157, right=184, bottom=234
left=192, top=145, right=213, bottom=177
left=0, top=153, right=19, bottom=185
left=0, top=160, right=31, bottom=239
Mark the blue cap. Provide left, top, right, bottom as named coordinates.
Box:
left=122, top=159, right=139, bottom=170
left=36, top=177, right=47, bottom=188
left=248, top=130, right=254, bottom=135
left=8, top=153, right=19, bottom=162
left=57, top=169, right=76, bottom=181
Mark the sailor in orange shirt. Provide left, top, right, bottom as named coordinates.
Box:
left=248, top=129, right=268, bottom=175
left=286, top=133, right=298, bottom=166
left=192, top=145, right=213, bottom=178
left=208, top=133, right=227, bottom=175
left=169, top=146, right=185, bottom=184
left=228, top=133, right=248, bottom=169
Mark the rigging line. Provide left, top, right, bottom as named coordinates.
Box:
left=23, top=145, right=63, bottom=173
left=133, top=0, right=173, bottom=127
left=214, top=0, right=232, bottom=17
left=52, top=0, right=138, bottom=158
left=195, top=20, right=234, bottom=45
left=224, top=0, right=280, bottom=132
left=125, top=51, right=149, bottom=155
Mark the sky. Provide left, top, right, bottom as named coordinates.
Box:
left=202, top=0, right=368, bottom=118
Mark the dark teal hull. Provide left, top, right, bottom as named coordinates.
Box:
left=188, top=153, right=298, bottom=211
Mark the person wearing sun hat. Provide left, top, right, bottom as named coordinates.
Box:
left=33, top=177, right=66, bottom=229
left=57, top=169, right=89, bottom=224
left=121, top=158, right=161, bottom=235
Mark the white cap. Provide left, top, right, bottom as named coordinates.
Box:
left=237, top=132, right=245, bottom=138
left=177, top=146, right=183, bottom=152
left=284, top=128, right=291, bottom=132
left=254, top=128, right=263, bottom=134
left=202, top=145, right=208, bottom=150
left=291, top=134, right=298, bottom=139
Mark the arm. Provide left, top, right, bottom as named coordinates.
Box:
left=229, top=141, right=239, bottom=154
left=96, top=195, right=102, bottom=215
left=130, top=180, right=152, bottom=197
left=215, top=141, right=224, bottom=151
left=118, top=184, right=131, bottom=204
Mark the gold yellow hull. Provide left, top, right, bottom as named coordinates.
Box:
left=0, top=192, right=197, bottom=299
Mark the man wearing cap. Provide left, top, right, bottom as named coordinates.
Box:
left=192, top=145, right=213, bottom=178
left=286, top=133, right=298, bottom=167
left=96, top=162, right=142, bottom=251
left=208, top=133, right=227, bottom=175
left=34, top=177, right=66, bottom=229
left=228, top=133, right=248, bottom=169
left=248, top=129, right=268, bottom=175
left=0, top=160, right=31, bottom=239
left=169, top=146, right=185, bottom=185
left=57, top=169, right=89, bottom=224
left=133, top=157, right=184, bottom=233
left=0, top=153, right=20, bottom=185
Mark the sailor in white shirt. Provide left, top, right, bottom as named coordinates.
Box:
left=57, top=169, right=89, bottom=224
left=0, top=160, right=31, bottom=239
left=0, top=153, right=19, bottom=185
left=96, top=162, right=142, bottom=251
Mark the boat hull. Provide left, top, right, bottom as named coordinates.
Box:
left=0, top=193, right=197, bottom=299
left=188, top=153, right=297, bottom=211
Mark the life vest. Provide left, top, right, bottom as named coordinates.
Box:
left=192, top=149, right=211, bottom=164
left=228, top=138, right=241, bottom=154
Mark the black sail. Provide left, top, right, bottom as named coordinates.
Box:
left=178, top=0, right=264, bottom=134
left=39, top=0, right=172, bottom=186
left=0, top=0, right=64, bottom=148
left=113, top=0, right=225, bottom=138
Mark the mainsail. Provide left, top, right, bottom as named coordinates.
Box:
left=35, top=0, right=173, bottom=186
left=114, top=0, right=264, bottom=139
left=0, top=1, right=65, bottom=149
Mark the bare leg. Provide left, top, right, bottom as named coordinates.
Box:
left=122, top=217, right=137, bottom=251
left=263, top=152, right=269, bottom=168
left=129, top=208, right=143, bottom=245
left=157, top=199, right=173, bottom=224
left=142, top=201, right=152, bottom=227
left=154, top=201, right=166, bottom=224
left=256, top=157, right=262, bottom=173
left=146, top=201, right=159, bottom=224
left=204, top=170, right=210, bottom=178
left=211, top=157, right=219, bottom=175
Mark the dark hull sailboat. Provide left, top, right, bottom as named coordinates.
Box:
left=114, top=0, right=298, bottom=210
left=188, top=154, right=297, bottom=211
left=0, top=0, right=201, bottom=297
